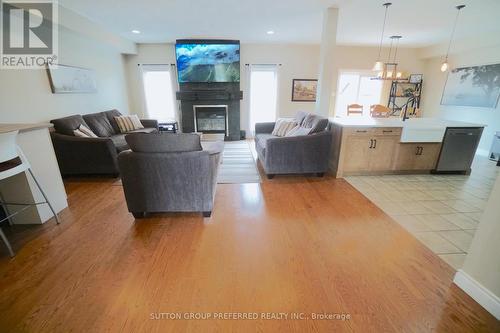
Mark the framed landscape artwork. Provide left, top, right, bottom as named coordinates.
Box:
left=46, top=64, right=97, bottom=93
left=441, top=63, right=500, bottom=108
left=292, top=79, right=317, bottom=102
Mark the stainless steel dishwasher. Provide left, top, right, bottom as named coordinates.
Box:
left=434, top=127, right=483, bottom=174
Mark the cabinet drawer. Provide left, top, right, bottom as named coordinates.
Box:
left=343, top=127, right=374, bottom=136
left=373, top=127, right=402, bottom=136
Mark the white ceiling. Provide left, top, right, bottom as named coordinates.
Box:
left=60, top=0, right=500, bottom=47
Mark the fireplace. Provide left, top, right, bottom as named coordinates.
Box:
left=193, top=105, right=228, bottom=136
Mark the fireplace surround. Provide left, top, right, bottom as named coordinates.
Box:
left=176, top=84, right=243, bottom=141
left=193, top=105, right=228, bottom=136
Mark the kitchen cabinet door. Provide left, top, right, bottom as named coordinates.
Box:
left=370, top=136, right=398, bottom=171
left=414, top=144, right=441, bottom=170
left=343, top=135, right=372, bottom=172
left=394, top=144, right=418, bottom=170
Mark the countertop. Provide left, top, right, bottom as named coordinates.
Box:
left=329, top=117, right=485, bottom=128
left=0, top=123, right=53, bottom=134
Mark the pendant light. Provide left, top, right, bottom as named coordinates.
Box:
left=374, top=35, right=402, bottom=80
left=441, top=5, right=466, bottom=72
left=373, top=3, right=392, bottom=71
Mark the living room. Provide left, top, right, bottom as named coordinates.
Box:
left=1, top=0, right=500, bottom=332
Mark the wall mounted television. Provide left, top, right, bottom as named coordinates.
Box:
left=175, top=40, right=240, bottom=83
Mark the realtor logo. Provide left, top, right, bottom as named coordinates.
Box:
left=1, top=0, right=58, bottom=69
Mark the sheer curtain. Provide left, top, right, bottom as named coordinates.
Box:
left=247, top=64, right=279, bottom=136
left=139, top=64, right=179, bottom=123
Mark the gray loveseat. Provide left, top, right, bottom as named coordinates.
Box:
left=255, top=112, right=332, bottom=178
left=118, top=133, right=223, bottom=218
left=50, top=110, right=158, bottom=176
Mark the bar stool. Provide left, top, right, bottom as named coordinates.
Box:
left=0, top=130, right=60, bottom=257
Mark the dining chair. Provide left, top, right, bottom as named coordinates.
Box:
left=370, top=104, right=391, bottom=118
left=0, top=130, right=60, bottom=257
left=347, top=104, right=364, bottom=116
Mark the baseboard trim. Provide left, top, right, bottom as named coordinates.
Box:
left=476, top=149, right=489, bottom=157
left=454, top=269, right=500, bottom=320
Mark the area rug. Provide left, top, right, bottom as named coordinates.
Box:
left=217, top=141, right=261, bottom=184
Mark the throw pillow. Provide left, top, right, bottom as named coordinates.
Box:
left=73, top=124, right=98, bottom=138
left=82, top=112, right=115, bottom=137
left=272, top=119, right=297, bottom=137
left=285, top=126, right=312, bottom=137
left=114, top=115, right=144, bottom=133
left=301, top=113, right=328, bottom=134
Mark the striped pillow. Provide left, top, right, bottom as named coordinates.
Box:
left=73, top=124, right=98, bottom=138
left=114, top=115, right=144, bottom=133
left=272, top=119, right=297, bottom=137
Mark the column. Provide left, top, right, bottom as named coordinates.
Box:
left=315, top=7, right=339, bottom=117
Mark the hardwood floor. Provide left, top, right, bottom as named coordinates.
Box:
left=0, top=176, right=498, bottom=332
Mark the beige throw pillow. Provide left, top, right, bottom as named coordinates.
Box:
left=73, top=124, right=98, bottom=138
left=272, top=119, right=297, bottom=137
left=114, top=115, right=144, bottom=133
left=285, top=126, right=312, bottom=137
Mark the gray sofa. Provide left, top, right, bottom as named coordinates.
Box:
left=50, top=110, right=158, bottom=176
left=255, top=112, right=332, bottom=178
left=118, top=133, right=223, bottom=218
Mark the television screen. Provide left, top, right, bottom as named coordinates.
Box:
left=175, top=43, right=240, bottom=83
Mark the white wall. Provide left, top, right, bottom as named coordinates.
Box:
left=124, top=43, right=424, bottom=134
left=123, top=44, right=176, bottom=119
left=455, top=174, right=500, bottom=319
left=421, top=45, right=500, bottom=154
left=0, top=9, right=133, bottom=123
left=240, top=43, right=321, bottom=133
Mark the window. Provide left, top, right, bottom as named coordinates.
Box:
left=141, top=65, right=177, bottom=122
left=335, top=72, right=383, bottom=117
left=249, top=65, right=278, bottom=134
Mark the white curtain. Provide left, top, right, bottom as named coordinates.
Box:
left=246, top=64, right=279, bottom=136
left=139, top=64, right=180, bottom=123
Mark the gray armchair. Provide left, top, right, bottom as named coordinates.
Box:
left=255, top=112, right=332, bottom=178
left=118, top=133, right=223, bottom=218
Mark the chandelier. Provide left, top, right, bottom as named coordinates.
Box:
left=372, top=3, right=405, bottom=81
left=373, top=35, right=404, bottom=80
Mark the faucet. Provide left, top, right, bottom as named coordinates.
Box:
left=401, top=105, right=410, bottom=121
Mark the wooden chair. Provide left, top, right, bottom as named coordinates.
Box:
left=370, top=104, right=391, bottom=118
left=347, top=104, right=364, bottom=116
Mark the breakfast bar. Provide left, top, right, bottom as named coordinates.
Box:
left=329, top=117, right=485, bottom=178
left=0, top=123, right=67, bottom=224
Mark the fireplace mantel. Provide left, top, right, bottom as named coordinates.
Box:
left=176, top=90, right=243, bottom=101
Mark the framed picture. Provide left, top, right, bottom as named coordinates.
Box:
left=46, top=64, right=97, bottom=93
left=441, top=63, right=500, bottom=108
left=292, top=79, right=317, bottom=102
left=409, top=74, right=423, bottom=83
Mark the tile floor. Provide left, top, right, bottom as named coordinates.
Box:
left=345, top=156, right=499, bottom=270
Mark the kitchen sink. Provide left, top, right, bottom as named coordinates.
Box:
left=400, top=119, right=446, bottom=143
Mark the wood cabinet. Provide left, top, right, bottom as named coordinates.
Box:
left=370, top=136, right=398, bottom=171
left=330, top=124, right=442, bottom=178
left=343, top=135, right=372, bottom=172
left=414, top=144, right=442, bottom=170
left=336, top=127, right=401, bottom=176
left=394, top=143, right=441, bottom=171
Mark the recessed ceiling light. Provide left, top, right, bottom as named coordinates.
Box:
left=132, top=30, right=141, bottom=34
left=266, top=30, right=275, bottom=35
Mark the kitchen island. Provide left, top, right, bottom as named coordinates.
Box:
left=329, top=117, right=485, bottom=178
left=0, top=123, right=67, bottom=224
